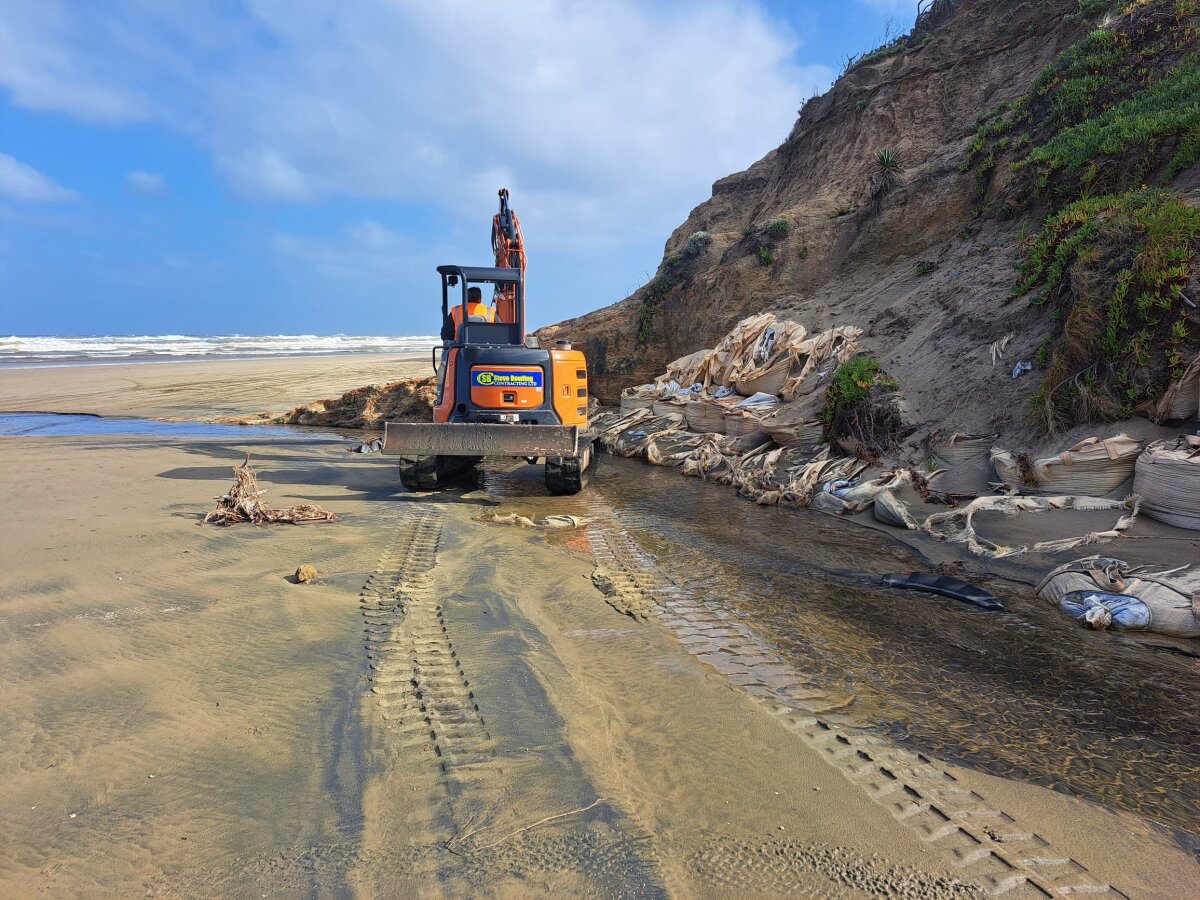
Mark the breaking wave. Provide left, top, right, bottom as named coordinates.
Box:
left=0, top=334, right=440, bottom=367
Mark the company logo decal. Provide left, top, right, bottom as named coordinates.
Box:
left=473, top=369, right=543, bottom=388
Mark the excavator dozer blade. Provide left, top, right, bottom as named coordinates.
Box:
left=382, top=422, right=579, bottom=458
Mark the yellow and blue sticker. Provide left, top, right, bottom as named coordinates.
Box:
left=472, top=369, right=543, bottom=388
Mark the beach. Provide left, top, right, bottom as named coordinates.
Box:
left=1, top=357, right=1197, bottom=898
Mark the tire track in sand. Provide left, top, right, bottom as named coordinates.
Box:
left=361, top=510, right=494, bottom=789
left=587, top=524, right=1129, bottom=899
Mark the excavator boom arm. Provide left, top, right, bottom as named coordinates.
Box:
left=490, top=188, right=526, bottom=334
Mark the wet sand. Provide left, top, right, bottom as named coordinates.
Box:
left=1, top=359, right=1198, bottom=897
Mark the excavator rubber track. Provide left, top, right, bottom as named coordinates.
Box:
left=545, top=439, right=597, bottom=495
left=398, top=454, right=481, bottom=492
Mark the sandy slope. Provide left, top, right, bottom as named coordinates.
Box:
left=0, top=359, right=1197, bottom=897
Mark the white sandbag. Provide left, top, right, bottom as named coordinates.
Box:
left=725, top=412, right=767, bottom=440
left=922, top=495, right=1140, bottom=559
left=991, top=433, right=1143, bottom=496
left=934, top=432, right=997, bottom=467
left=1036, top=555, right=1200, bottom=638
left=619, top=384, right=658, bottom=413
left=760, top=402, right=824, bottom=451
left=608, top=413, right=684, bottom=457
left=1134, top=435, right=1200, bottom=530
left=684, top=396, right=733, bottom=434
left=646, top=431, right=718, bottom=467
left=873, top=489, right=918, bottom=529
left=652, top=397, right=688, bottom=418
left=1152, top=354, right=1199, bottom=422
left=735, top=356, right=792, bottom=397
left=657, top=349, right=713, bottom=390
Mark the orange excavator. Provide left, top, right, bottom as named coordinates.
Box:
left=383, top=189, right=596, bottom=493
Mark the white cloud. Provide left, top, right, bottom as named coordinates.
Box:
left=0, top=1, right=835, bottom=272
left=0, top=153, right=78, bottom=202
left=126, top=170, right=168, bottom=196
left=857, top=0, right=918, bottom=13
left=273, top=220, right=432, bottom=283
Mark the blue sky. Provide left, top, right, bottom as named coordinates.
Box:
left=0, top=0, right=918, bottom=336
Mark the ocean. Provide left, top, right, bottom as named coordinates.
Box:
left=0, top=335, right=440, bottom=368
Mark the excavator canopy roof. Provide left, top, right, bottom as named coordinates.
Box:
left=437, top=264, right=521, bottom=283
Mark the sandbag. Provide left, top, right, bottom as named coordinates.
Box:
left=685, top=396, right=733, bottom=434
left=1036, top=555, right=1200, bottom=638
left=873, top=489, right=919, bottom=529
left=725, top=392, right=778, bottom=440
left=778, top=326, right=863, bottom=401
left=922, top=495, right=1140, bottom=559
left=619, top=384, right=657, bottom=413
left=1152, top=354, right=1199, bottom=423
left=934, top=432, right=997, bottom=467
left=991, top=433, right=1142, bottom=496
left=609, top=413, right=683, bottom=457
left=1134, top=435, right=1200, bottom=530
left=646, top=431, right=717, bottom=467
left=657, top=348, right=713, bottom=391
left=652, top=397, right=688, bottom=418
left=760, top=401, right=824, bottom=451
left=1058, top=591, right=1152, bottom=631
left=725, top=412, right=767, bottom=440
left=735, top=355, right=792, bottom=397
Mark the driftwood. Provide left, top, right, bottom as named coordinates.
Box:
left=203, top=454, right=336, bottom=526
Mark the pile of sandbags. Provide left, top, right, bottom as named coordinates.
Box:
left=1134, top=435, right=1200, bottom=530
left=1036, top=555, right=1200, bottom=638
left=991, top=433, right=1142, bottom=496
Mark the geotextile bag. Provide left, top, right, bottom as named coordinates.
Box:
left=991, top=433, right=1142, bottom=495
left=1036, top=555, right=1200, bottom=638
left=1134, top=435, right=1200, bottom=530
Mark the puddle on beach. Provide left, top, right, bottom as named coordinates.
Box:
left=0, top=412, right=345, bottom=441
left=478, top=454, right=1200, bottom=848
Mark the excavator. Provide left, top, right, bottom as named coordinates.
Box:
left=383, top=189, right=597, bottom=494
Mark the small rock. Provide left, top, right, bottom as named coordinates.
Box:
left=295, top=564, right=318, bottom=583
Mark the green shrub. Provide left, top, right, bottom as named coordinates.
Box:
left=1017, top=188, right=1200, bottom=427
left=1023, top=54, right=1200, bottom=190
left=963, top=4, right=1200, bottom=204
left=823, top=356, right=903, bottom=459
left=757, top=246, right=775, bottom=266
left=914, top=260, right=937, bottom=276
left=871, top=147, right=905, bottom=201
left=765, top=218, right=790, bottom=240
left=684, top=230, right=712, bottom=257
left=636, top=275, right=673, bottom=344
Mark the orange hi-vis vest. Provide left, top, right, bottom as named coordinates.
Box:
left=450, top=302, right=496, bottom=334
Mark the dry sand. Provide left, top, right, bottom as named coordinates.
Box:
left=0, top=353, right=431, bottom=421
left=1, top=358, right=1197, bottom=897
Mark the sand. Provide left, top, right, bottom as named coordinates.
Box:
left=1, top=358, right=1197, bottom=897
left=0, top=353, right=431, bottom=421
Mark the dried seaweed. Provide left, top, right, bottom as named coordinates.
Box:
left=203, top=454, right=336, bottom=526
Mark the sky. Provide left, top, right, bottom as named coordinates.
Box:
left=0, top=0, right=922, bottom=336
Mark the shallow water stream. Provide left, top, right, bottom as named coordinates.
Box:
left=481, top=454, right=1200, bottom=851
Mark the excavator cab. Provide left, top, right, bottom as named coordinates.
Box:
left=383, top=191, right=596, bottom=494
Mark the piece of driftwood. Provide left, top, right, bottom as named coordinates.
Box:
left=203, top=454, right=336, bottom=526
